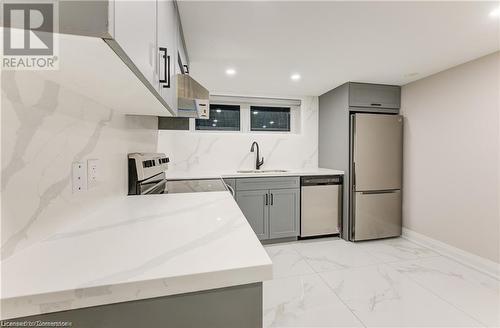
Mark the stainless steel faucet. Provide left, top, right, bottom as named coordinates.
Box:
left=250, top=141, right=264, bottom=170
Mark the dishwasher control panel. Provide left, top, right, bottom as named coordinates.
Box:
left=301, top=175, right=343, bottom=186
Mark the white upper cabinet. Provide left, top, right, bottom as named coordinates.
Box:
left=114, top=1, right=159, bottom=92
left=44, top=1, right=189, bottom=117
left=157, top=0, right=178, bottom=115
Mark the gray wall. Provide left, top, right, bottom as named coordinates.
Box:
left=401, top=51, right=500, bottom=263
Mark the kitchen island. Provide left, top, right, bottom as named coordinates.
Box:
left=1, top=192, right=272, bottom=326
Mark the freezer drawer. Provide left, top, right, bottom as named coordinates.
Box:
left=301, top=184, right=341, bottom=237
left=353, top=190, right=402, bottom=241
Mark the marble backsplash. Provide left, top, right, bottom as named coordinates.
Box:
left=1, top=71, right=318, bottom=258
left=157, top=96, right=319, bottom=174
left=1, top=70, right=158, bottom=259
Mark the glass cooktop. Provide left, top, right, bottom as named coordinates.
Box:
left=165, top=178, right=228, bottom=194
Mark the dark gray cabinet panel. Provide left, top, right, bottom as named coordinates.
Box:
left=236, top=177, right=299, bottom=191
left=236, top=190, right=269, bottom=240
left=2, top=283, right=262, bottom=328
left=269, top=189, right=300, bottom=239
left=349, top=82, right=400, bottom=109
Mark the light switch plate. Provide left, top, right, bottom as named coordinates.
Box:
left=72, top=162, right=87, bottom=193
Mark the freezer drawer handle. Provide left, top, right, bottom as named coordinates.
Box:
left=360, top=190, right=399, bottom=195
left=370, top=103, right=382, bottom=106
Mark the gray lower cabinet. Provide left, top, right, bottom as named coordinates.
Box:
left=268, top=188, right=300, bottom=239
left=234, top=177, right=299, bottom=240
left=236, top=190, right=269, bottom=240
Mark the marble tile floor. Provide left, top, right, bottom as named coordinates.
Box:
left=263, top=237, right=499, bottom=328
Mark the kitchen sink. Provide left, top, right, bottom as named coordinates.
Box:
left=237, top=169, right=288, bottom=174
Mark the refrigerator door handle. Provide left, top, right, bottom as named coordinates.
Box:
left=352, top=162, right=356, bottom=190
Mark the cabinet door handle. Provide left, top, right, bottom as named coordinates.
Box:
left=270, top=193, right=274, bottom=206
left=159, top=47, right=171, bottom=88
left=370, top=103, right=382, bottom=106
left=265, top=193, right=268, bottom=206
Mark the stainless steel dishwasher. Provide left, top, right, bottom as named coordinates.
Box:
left=300, top=175, right=343, bottom=237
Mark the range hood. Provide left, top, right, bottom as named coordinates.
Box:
left=176, top=74, right=210, bottom=119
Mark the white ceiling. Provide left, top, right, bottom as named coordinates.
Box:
left=177, top=1, right=500, bottom=97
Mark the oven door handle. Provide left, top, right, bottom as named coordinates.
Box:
left=142, top=179, right=168, bottom=195
left=226, top=184, right=235, bottom=197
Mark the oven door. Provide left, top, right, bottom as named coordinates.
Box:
left=141, top=179, right=167, bottom=194
left=137, top=172, right=168, bottom=195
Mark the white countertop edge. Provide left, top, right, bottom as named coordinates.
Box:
left=1, top=263, right=272, bottom=320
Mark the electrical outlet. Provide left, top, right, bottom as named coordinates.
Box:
left=87, top=159, right=99, bottom=188
left=72, top=162, right=87, bottom=193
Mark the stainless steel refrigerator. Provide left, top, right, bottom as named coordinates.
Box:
left=350, top=113, right=403, bottom=241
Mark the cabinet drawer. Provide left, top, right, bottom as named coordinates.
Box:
left=349, top=83, right=400, bottom=109
left=235, top=177, right=299, bottom=191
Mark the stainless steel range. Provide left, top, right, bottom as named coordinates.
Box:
left=128, top=153, right=227, bottom=195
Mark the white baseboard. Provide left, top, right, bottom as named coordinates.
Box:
left=402, top=228, right=500, bottom=280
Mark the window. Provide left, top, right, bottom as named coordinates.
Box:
left=186, top=97, right=300, bottom=133
left=250, top=106, right=291, bottom=132
left=195, top=104, right=240, bottom=131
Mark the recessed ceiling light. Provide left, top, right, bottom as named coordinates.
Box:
left=216, top=109, right=222, bottom=113
left=290, top=73, right=301, bottom=81
left=262, top=125, right=267, bottom=128
left=212, top=123, right=217, bottom=127
left=225, top=68, right=236, bottom=76
left=253, top=111, right=259, bottom=115
left=269, top=121, right=275, bottom=125
left=489, top=6, right=500, bottom=17
left=213, top=119, right=218, bottom=123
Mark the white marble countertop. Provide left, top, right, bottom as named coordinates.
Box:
left=1, top=192, right=273, bottom=320
left=166, top=167, right=344, bottom=180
